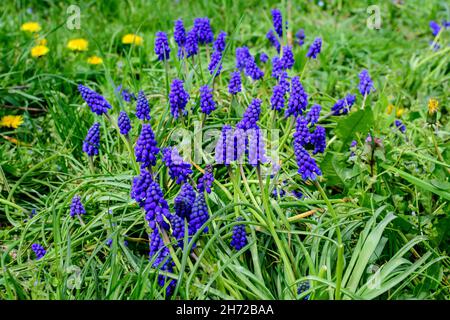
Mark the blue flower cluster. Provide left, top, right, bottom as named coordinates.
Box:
left=199, top=85, right=216, bottom=115
left=185, top=28, right=199, bottom=57
left=281, top=46, right=294, bottom=70
left=174, top=183, right=196, bottom=219
left=213, top=31, right=227, bottom=52
left=169, top=79, right=190, bottom=119
left=305, top=104, right=321, bottom=125
left=230, top=217, right=248, bottom=250
left=358, top=69, right=374, bottom=96
left=271, top=84, right=285, bottom=111
left=31, top=243, right=46, bottom=260
left=208, top=50, right=223, bottom=77
left=174, top=19, right=186, bottom=58
left=141, top=179, right=171, bottom=230
left=118, top=111, right=131, bottom=135
left=154, top=31, right=170, bottom=61
left=228, top=71, right=242, bottom=95
left=188, top=192, right=210, bottom=235
left=394, top=120, right=406, bottom=133
left=285, top=77, right=308, bottom=118
left=70, top=195, right=86, bottom=217
left=78, top=84, right=112, bottom=115
left=332, top=94, right=356, bottom=115
left=235, top=47, right=251, bottom=70
left=306, top=37, right=322, bottom=59
left=266, top=29, right=281, bottom=53
left=136, top=90, right=151, bottom=121
left=271, top=8, right=283, bottom=37
left=162, top=147, right=193, bottom=184
left=197, top=165, right=214, bottom=193
left=237, top=99, right=262, bottom=130
left=135, top=124, right=159, bottom=169
left=194, top=17, right=214, bottom=45
left=82, top=122, right=101, bottom=156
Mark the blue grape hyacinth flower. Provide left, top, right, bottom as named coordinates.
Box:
left=162, top=147, right=193, bottom=184
left=213, top=31, right=227, bottom=53
left=306, top=37, right=322, bottom=59
left=230, top=217, right=248, bottom=250
left=228, top=71, right=242, bottom=95
left=78, top=84, right=112, bottom=115
left=358, top=70, right=374, bottom=97
left=118, top=111, right=132, bottom=135
left=70, top=195, right=86, bottom=217
left=82, top=122, right=101, bottom=156
left=169, top=79, right=190, bottom=119
left=136, top=90, right=151, bottom=121
left=199, top=85, right=216, bottom=115
left=197, top=164, right=214, bottom=193
left=154, top=31, right=170, bottom=61
left=31, top=243, right=46, bottom=260
left=135, top=124, right=159, bottom=169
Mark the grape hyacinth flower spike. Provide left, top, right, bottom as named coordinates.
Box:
left=235, top=47, right=251, bottom=70
left=213, top=31, right=227, bottom=53
left=154, top=31, right=170, bottom=61
left=285, top=77, right=308, bottom=118
left=332, top=94, right=356, bottom=116
left=142, top=180, right=171, bottom=230
left=194, top=17, right=214, bottom=45
left=429, top=21, right=441, bottom=36
left=118, top=111, right=132, bottom=136
left=185, top=28, right=199, bottom=57
left=135, top=124, right=159, bottom=169
left=358, top=69, right=374, bottom=97
left=82, top=122, right=101, bottom=156
left=31, top=243, right=46, bottom=260
left=230, top=217, right=248, bottom=250
left=174, top=19, right=186, bottom=58
left=78, top=84, right=112, bottom=115
left=189, top=192, right=209, bottom=235
left=169, top=79, right=190, bottom=119
left=174, top=182, right=196, bottom=220
left=237, top=98, right=262, bottom=130
left=260, top=52, right=269, bottom=63
left=266, top=29, right=281, bottom=53
left=305, top=104, right=321, bottom=125
left=271, top=84, right=285, bottom=111
left=228, top=71, right=242, bottom=95
left=306, top=37, right=322, bottom=59
left=271, top=8, right=283, bottom=37
left=281, top=45, right=294, bottom=70
left=136, top=90, right=151, bottom=121
left=70, top=195, right=86, bottom=217
left=208, top=50, right=223, bottom=77
left=162, top=147, right=193, bottom=184
left=199, top=85, right=216, bottom=115
left=197, top=165, right=214, bottom=193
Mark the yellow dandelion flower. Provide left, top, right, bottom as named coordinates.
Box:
left=396, top=108, right=405, bottom=118
left=21, top=22, right=41, bottom=33
left=386, top=104, right=394, bottom=114
left=122, top=34, right=143, bottom=46
left=87, top=55, right=103, bottom=65
left=31, top=45, right=49, bottom=57
left=67, top=38, right=89, bottom=51
left=428, top=98, right=439, bottom=114
left=0, top=115, right=24, bottom=129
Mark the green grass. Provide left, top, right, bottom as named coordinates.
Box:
left=0, top=0, right=449, bottom=300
